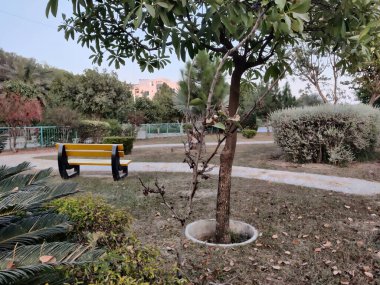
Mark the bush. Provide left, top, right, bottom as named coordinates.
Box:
left=68, top=236, right=185, bottom=285
left=52, top=196, right=185, bottom=285
left=107, top=119, right=123, bottom=136
left=77, top=120, right=110, bottom=143
left=270, top=104, right=380, bottom=165
left=121, top=123, right=135, bottom=137
left=241, top=129, right=257, bottom=138
left=51, top=194, right=132, bottom=248
left=103, top=136, right=134, bottom=154
left=242, top=113, right=258, bottom=130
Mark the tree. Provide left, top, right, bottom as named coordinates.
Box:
left=76, top=69, right=132, bottom=119
left=293, top=46, right=346, bottom=104
left=47, top=0, right=380, bottom=243
left=296, top=92, right=323, bottom=107
left=48, top=69, right=132, bottom=120
left=0, top=49, right=67, bottom=101
left=354, top=64, right=380, bottom=107
left=153, top=83, right=181, bottom=122
left=46, top=71, right=79, bottom=108
left=175, top=51, right=228, bottom=116
left=134, top=97, right=159, bottom=123
left=240, top=81, right=296, bottom=122
left=0, top=92, right=42, bottom=151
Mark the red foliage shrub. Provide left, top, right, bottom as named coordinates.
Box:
left=0, top=93, right=42, bottom=127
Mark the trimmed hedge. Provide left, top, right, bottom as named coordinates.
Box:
left=77, top=120, right=110, bottom=143
left=270, top=104, right=380, bottom=165
left=241, top=129, right=257, bottom=139
left=103, top=136, right=134, bottom=154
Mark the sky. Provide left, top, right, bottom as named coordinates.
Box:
left=0, top=1, right=354, bottom=100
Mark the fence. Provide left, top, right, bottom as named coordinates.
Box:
left=139, top=123, right=183, bottom=134
left=136, top=123, right=226, bottom=139
left=0, top=126, right=78, bottom=150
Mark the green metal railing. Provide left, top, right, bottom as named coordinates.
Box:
left=140, top=123, right=183, bottom=134
left=0, top=126, right=78, bottom=149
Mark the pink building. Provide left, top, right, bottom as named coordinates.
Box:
left=132, top=78, right=179, bottom=100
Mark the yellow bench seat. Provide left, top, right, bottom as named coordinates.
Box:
left=57, top=143, right=131, bottom=181
left=68, top=158, right=132, bottom=166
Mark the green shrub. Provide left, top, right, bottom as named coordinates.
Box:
left=241, top=129, right=257, bottom=139
left=68, top=236, right=185, bottom=285
left=107, top=119, right=123, bottom=136
left=77, top=120, right=110, bottom=143
left=53, top=195, right=185, bottom=285
left=103, top=136, right=134, bottom=154
left=122, top=123, right=135, bottom=137
left=51, top=194, right=132, bottom=248
left=270, top=104, right=380, bottom=165
left=242, top=113, right=258, bottom=130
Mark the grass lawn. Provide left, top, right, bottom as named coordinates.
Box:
left=52, top=173, right=380, bottom=284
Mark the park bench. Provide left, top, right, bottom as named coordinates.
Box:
left=56, top=143, right=132, bottom=181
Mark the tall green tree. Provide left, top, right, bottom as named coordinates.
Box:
left=240, top=81, right=296, bottom=120
left=46, top=0, right=380, bottom=243
left=175, top=51, right=228, bottom=115
left=48, top=69, right=132, bottom=120
left=153, top=83, right=181, bottom=122
left=134, top=97, right=159, bottom=123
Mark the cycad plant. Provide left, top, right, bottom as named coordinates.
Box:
left=0, top=162, right=103, bottom=285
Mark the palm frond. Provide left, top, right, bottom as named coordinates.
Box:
left=0, top=216, right=18, bottom=228
left=0, top=264, right=54, bottom=285
left=0, top=167, right=53, bottom=193
left=0, top=243, right=104, bottom=285
left=0, top=182, right=78, bottom=216
left=0, top=214, right=70, bottom=251
left=0, top=162, right=101, bottom=285
left=0, top=242, right=104, bottom=268
left=0, top=162, right=32, bottom=183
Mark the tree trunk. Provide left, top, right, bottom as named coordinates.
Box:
left=215, top=67, right=243, bottom=243
left=369, top=93, right=380, bottom=106
left=314, top=80, right=328, bottom=104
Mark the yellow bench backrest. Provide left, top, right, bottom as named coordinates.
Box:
left=56, top=143, right=125, bottom=158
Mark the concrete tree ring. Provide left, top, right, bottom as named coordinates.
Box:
left=185, top=219, right=259, bottom=247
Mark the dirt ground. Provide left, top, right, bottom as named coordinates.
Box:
left=56, top=173, right=380, bottom=285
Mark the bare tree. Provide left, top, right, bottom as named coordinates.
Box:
left=293, top=45, right=346, bottom=104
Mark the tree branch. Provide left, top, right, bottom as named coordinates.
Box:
left=206, top=8, right=268, bottom=116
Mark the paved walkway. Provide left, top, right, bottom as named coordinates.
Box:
left=134, top=141, right=274, bottom=149
left=1, top=148, right=380, bottom=196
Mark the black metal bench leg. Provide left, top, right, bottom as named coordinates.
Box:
left=111, top=145, right=129, bottom=181
left=58, top=144, right=80, bottom=179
